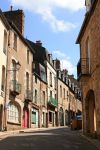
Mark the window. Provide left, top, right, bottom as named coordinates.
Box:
left=50, top=72, right=52, bottom=86
left=35, top=76, right=37, bottom=83
left=31, top=111, right=36, bottom=124
left=35, top=89, right=37, bottom=103
left=86, top=37, right=90, bottom=73
left=26, top=72, right=29, bottom=90
left=1, top=66, right=5, bottom=91
left=63, top=88, right=65, bottom=99
left=54, top=77, right=56, bottom=89
left=8, top=103, right=20, bottom=123
left=12, top=60, right=16, bottom=80
left=13, top=33, right=17, bottom=50
left=60, top=85, right=62, bottom=98
left=3, top=30, right=7, bottom=54
left=39, top=64, right=46, bottom=82
left=67, top=91, right=69, bottom=100
left=42, top=91, right=45, bottom=105
left=50, top=91, right=52, bottom=98
left=27, top=49, right=29, bottom=64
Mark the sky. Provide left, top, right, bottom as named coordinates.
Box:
left=0, top=0, right=86, bottom=78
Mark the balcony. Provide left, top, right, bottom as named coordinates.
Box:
left=48, top=97, right=58, bottom=107
left=10, top=80, right=21, bottom=95
left=77, top=58, right=91, bottom=79
left=25, top=90, right=33, bottom=102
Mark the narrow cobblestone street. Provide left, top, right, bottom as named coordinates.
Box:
left=0, top=127, right=99, bottom=150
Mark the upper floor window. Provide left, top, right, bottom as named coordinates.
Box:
left=12, top=60, right=16, bottom=80
left=86, top=37, right=90, bottom=72
left=67, top=91, right=69, bottom=100
left=50, top=72, right=52, bottom=86
left=26, top=72, right=29, bottom=90
left=39, top=64, right=46, bottom=82
left=60, top=85, right=62, bottom=98
left=63, top=88, right=65, bottom=99
left=54, top=77, right=56, bottom=90
left=42, top=91, right=45, bottom=105
left=13, top=33, right=17, bottom=50
left=35, top=76, right=37, bottom=83
left=86, top=37, right=90, bottom=59
left=27, top=49, right=29, bottom=64
left=3, top=30, right=7, bottom=54
left=1, top=66, right=5, bottom=91
left=35, top=89, right=37, bottom=103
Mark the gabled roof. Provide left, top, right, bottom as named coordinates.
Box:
left=0, top=9, right=10, bottom=29
left=26, top=39, right=49, bottom=63
left=76, top=0, right=98, bottom=43
left=6, top=20, right=35, bottom=54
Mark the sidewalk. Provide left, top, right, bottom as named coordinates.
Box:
left=80, top=132, right=100, bottom=150
left=0, top=126, right=67, bottom=139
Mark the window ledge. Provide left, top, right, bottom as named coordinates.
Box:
left=7, top=121, right=21, bottom=125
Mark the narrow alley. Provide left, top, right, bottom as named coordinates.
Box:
left=0, top=127, right=98, bottom=150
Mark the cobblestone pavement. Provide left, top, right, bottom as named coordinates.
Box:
left=0, top=127, right=99, bottom=150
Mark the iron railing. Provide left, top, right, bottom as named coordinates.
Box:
left=77, top=58, right=91, bottom=78
left=25, top=90, right=33, bottom=102
left=10, top=80, right=21, bottom=95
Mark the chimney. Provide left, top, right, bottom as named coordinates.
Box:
left=4, top=8, right=24, bottom=35
left=10, top=5, right=13, bottom=11
left=35, top=40, right=42, bottom=46
left=55, top=59, right=61, bottom=70
left=62, top=69, right=68, bottom=76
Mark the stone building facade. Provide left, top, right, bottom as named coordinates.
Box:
left=77, top=0, right=100, bottom=137
left=0, top=10, right=10, bottom=131
left=3, top=9, right=34, bottom=130
left=32, top=63, right=47, bottom=128
left=57, top=68, right=82, bottom=127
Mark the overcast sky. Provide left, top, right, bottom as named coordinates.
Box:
left=0, top=0, right=86, bottom=78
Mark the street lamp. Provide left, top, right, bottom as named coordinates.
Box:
left=7, top=61, right=21, bottom=71
left=3, top=61, right=21, bottom=131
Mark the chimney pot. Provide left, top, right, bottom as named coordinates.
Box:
left=10, top=6, right=13, bottom=11
left=36, top=40, right=42, bottom=46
